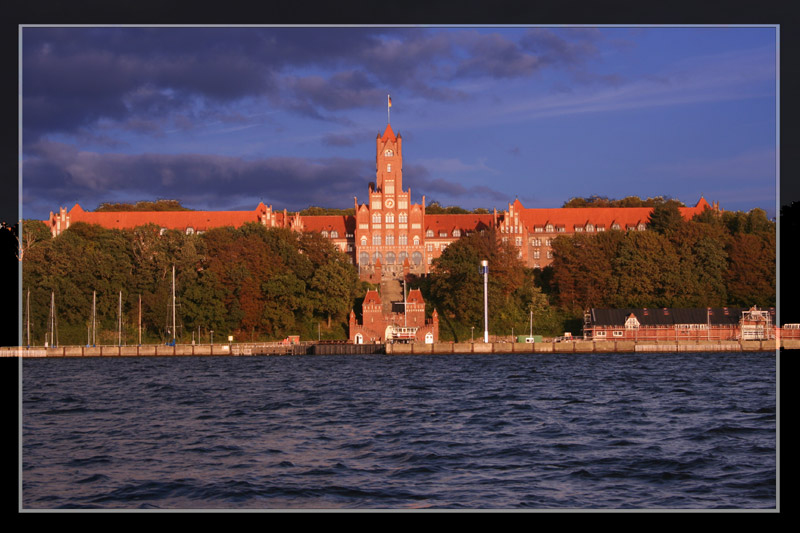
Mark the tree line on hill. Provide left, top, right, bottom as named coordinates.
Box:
left=412, top=202, right=775, bottom=341
left=21, top=221, right=366, bottom=346
left=17, top=200, right=776, bottom=345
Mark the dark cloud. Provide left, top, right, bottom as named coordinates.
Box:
left=21, top=27, right=389, bottom=144
left=22, top=141, right=372, bottom=216
left=519, top=28, right=600, bottom=66
left=24, top=27, right=604, bottom=147
left=452, top=31, right=542, bottom=79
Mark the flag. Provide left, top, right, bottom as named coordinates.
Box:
left=388, top=95, right=392, bottom=108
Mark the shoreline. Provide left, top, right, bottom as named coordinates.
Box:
left=2, top=338, right=791, bottom=358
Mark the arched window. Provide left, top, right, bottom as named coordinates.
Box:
left=385, top=213, right=394, bottom=223
left=185, top=227, right=194, bottom=235
left=373, top=252, right=383, bottom=264
left=361, top=236, right=367, bottom=246
left=372, top=213, right=381, bottom=224
left=413, top=236, right=420, bottom=246
left=359, top=252, right=370, bottom=265
left=386, top=252, right=396, bottom=264
left=412, top=251, right=423, bottom=265
left=398, top=213, right=407, bottom=223
left=398, top=251, right=409, bottom=264
left=385, top=149, right=393, bottom=157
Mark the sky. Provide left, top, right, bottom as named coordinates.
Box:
left=18, top=25, right=779, bottom=223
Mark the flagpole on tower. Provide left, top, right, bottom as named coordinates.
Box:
left=388, top=94, right=392, bottom=124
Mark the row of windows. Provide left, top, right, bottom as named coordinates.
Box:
left=360, top=251, right=423, bottom=265
left=425, top=229, right=461, bottom=238
left=533, top=222, right=646, bottom=233
left=362, top=234, right=420, bottom=246
left=372, top=213, right=409, bottom=224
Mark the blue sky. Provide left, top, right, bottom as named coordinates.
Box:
left=19, top=25, right=779, bottom=222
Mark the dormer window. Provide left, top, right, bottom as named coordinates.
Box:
left=426, top=229, right=434, bottom=237
left=321, top=231, right=329, bottom=238
left=186, top=227, right=194, bottom=235
left=453, top=229, right=461, bottom=237
left=545, top=224, right=554, bottom=233
left=331, top=230, right=338, bottom=239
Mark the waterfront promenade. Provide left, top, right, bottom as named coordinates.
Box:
left=3, top=337, right=793, bottom=357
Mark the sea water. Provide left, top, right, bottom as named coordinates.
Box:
left=21, top=352, right=777, bottom=510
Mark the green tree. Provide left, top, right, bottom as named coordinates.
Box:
left=647, top=202, right=685, bottom=236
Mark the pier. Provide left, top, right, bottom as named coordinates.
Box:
left=2, top=337, right=794, bottom=358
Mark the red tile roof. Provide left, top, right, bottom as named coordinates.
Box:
left=61, top=203, right=271, bottom=232
left=406, top=289, right=425, bottom=304
left=516, top=198, right=712, bottom=231
left=300, top=215, right=355, bottom=236
left=424, top=214, right=495, bottom=234
left=380, top=124, right=397, bottom=142
left=363, top=290, right=382, bottom=305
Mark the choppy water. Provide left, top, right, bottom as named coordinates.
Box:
left=21, top=352, right=776, bottom=510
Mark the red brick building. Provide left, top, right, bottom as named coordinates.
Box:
left=348, top=288, right=439, bottom=344
left=46, top=121, right=718, bottom=277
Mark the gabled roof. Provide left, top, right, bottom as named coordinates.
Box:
left=406, top=289, right=425, bottom=304
left=363, top=289, right=382, bottom=305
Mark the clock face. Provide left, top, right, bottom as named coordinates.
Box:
left=385, top=198, right=394, bottom=208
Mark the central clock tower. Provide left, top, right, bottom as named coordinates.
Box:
left=354, top=123, right=426, bottom=280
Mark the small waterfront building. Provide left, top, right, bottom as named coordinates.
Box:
left=583, top=307, right=777, bottom=341
left=349, top=288, right=438, bottom=344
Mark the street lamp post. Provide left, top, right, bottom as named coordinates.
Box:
left=480, top=260, right=489, bottom=343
